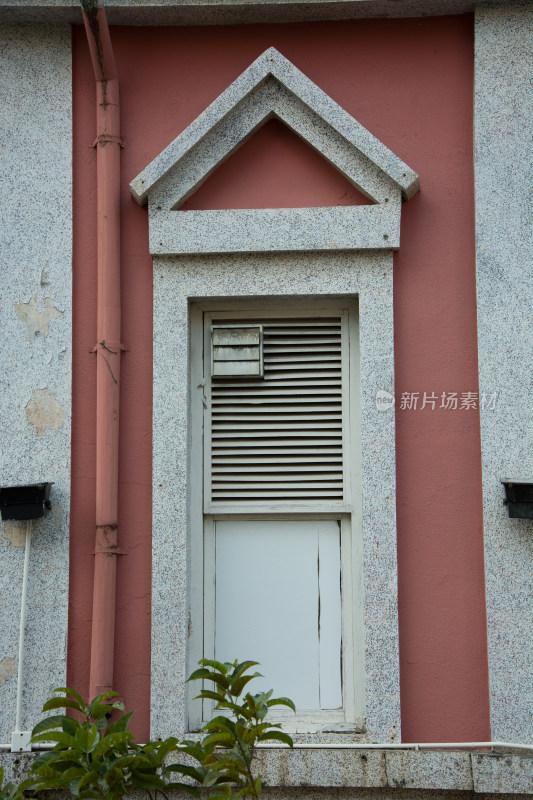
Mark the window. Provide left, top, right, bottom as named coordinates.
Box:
left=188, top=299, right=364, bottom=732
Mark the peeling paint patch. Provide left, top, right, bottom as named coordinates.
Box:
left=26, top=388, right=64, bottom=436
left=2, top=521, right=26, bottom=547
left=15, top=295, right=63, bottom=340
left=0, top=658, right=16, bottom=687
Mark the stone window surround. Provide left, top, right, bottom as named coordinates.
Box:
left=131, top=45, right=419, bottom=745
left=151, top=251, right=400, bottom=743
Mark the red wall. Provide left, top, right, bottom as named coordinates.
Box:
left=71, top=15, right=490, bottom=742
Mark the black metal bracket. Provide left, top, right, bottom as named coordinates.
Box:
left=501, top=480, right=533, bottom=520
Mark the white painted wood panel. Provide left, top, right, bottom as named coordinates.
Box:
left=317, top=524, right=343, bottom=709
left=214, top=519, right=342, bottom=710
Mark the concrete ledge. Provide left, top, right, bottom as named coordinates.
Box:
left=255, top=749, right=533, bottom=794
left=1, top=750, right=531, bottom=794
left=0, top=0, right=526, bottom=25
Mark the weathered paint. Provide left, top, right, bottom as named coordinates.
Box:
left=71, top=16, right=488, bottom=742
left=14, top=296, right=64, bottom=341
left=0, top=659, right=16, bottom=687
left=3, top=522, right=27, bottom=548
left=25, top=388, right=65, bottom=437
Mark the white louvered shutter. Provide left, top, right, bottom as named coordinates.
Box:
left=205, top=314, right=348, bottom=508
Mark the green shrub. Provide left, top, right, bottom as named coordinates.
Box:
left=4, top=659, right=294, bottom=800
left=171, top=659, right=294, bottom=800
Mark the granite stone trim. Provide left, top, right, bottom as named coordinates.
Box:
left=130, top=48, right=419, bottom=205
left=0, top=24, right=72, bottom=742
left=256, top=749, right=533, bottom=793
left=133, top=49, right=414, bottom=256
left=151, top=252, right=400, bottom=744
left=148, top=205, right=400, bottom=254
left=1, top=0, right=526, bottom=26
left=146, top=79, right=399, bottom=212
left=474, top=3, right=533, bottom=743
left=1, top=750, right=532, bottom=793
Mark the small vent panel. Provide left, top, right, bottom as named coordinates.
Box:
left=208, top=317, right=345, bottom=504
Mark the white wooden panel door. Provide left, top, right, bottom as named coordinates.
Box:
left=189, top=301, right=363, bottom=731
left=214, top=519, right=342, bottom=710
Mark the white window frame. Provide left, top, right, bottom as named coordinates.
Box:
left=188, top=298, right=365, bottom=733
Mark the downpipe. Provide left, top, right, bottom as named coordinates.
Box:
left=81, top=0, right=124, bottom=701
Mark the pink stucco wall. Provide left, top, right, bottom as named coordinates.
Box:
left=71, top=15, right=490, bottom=743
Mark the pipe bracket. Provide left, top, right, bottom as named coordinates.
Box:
left=90, top=341, right=129, bottom=354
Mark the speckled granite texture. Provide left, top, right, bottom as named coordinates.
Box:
left=131, top=48, right=418, bottom=206
left=0, top=25, right=71, bottom=742
left=130, top=48, right=419, bottom=255
left=149, top=205, right=400, bottom=254
left=474, top=3, right=533, bottom=743
left=151, top=251, right=400, bottom=743
left=131, top=48, right=416, bottom=255
left=1, top=0, right=527, bottom=25
left=256, top=749, right=533, bottom=792
left=1, top=748, right=532, bottom=792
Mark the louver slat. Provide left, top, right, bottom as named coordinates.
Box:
left=208, top=317, right=345, bottom=504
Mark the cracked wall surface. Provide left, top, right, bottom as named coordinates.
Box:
left=0, top=24, right=72, bottom=742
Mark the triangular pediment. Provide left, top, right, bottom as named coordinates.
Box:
left=130, top=47, right=419, bottom=210
left=181, top=119, right=373, bottom=210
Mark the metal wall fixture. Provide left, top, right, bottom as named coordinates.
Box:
left=0, top=482, right=52, bottom=521
left=501, top=479, right=533, bottom=519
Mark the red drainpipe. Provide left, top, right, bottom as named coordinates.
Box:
left=81, top=2, right=124, bottom=701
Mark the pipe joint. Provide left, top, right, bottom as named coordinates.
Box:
left=93, top=134, right=124, bottom=149
left=93, top=525, right=127, bottom=556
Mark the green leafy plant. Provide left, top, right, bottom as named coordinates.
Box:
left=171, top=659, right=295, bottom=800
left=27, top=688, right=187, bottom=800
left=3, top=659, right=294, bottom=800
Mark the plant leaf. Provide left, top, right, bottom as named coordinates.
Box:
left=267, top=696, right=296, bottom=712
left=195, top=689, right=227, bottom=704
left=31, top=731, right=77, bottom=747
left=257, top=730, right=294, bottom=747
left=105, top=711, right=134, bottom=735
left=198, top=672, right=231, bottom=691
left=42, top=697, right=84, bottom=713
left=74, top=723, right=99, bottom=753
left=198, top=658, right=230, bottom=674
left=231, top=674, right=262, bottom=697
left=53, top=687, right=86, bottom=710
left=203, top=715, right=236, bottom=733
left=31, top=715, right=70, bottom=736
left=202, top=732, right=235, bottom=748
left=89, top=690, right=120, bottom=706
left=187, top=667, right=212, bottom=682
left=92, top=730, right=133, bottom=759
left=230, top=661, right=260, bottom=682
